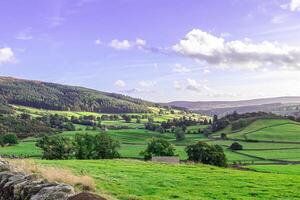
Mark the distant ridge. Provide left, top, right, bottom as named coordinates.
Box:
left=166, top=97, right=300, bottom=116
left=0, top=76, right=158, bottom=113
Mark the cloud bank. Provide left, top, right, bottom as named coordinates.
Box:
left=173, top=29, right=300, bottom=70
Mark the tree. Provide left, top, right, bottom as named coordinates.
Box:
left=36, top=135, right=74, bottom=160
left=185, top=142, right=227, bottom=167
left=0, top=133, right=18, bottom=146
left=74, top=133, right=96, bottom=159
left=93, top=132, right=120, bottom=159
left=122, top=115, right=132, bottom=123
left=174, top=127, right=185, bottom=141
left=141, top=138, right=175, bottom=160
left=213, top=115, right=218, bottom=122
left=221, top=133, right=227, bottom=140
left=155, top=125, right=165, bottom=133
left=230, top=142, right=243, bottom=150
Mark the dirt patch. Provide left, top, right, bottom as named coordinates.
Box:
left=68, top=192, right=107, bottom=200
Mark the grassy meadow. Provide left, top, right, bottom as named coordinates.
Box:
left=18, top=159, right=300, bottom=200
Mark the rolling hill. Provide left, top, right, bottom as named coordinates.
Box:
left=0, top=76, right=158, bottom=113
left=166, top=97, right=300, bottom=116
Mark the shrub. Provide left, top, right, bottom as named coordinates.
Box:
left=230, top=142, right=243, bottom=150
left=0, top=133, right=18, bottom=146
left=141, top=138, right=175, bottom=160
left=185, top=142, right=227, bottom=167
left=174, top=128, right=185, bottom=141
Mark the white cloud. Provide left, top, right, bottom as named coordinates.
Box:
left=109, top=39, right=131, bottom=50
left=173, top=81, right=183, bottom=90
left=135, top=38, right=146, bottom=47
left=48, top=17, right=65, bottom=28
left=186, top=78, right=204, bottom=92
left=139, top=80, right=156, bottom=87
left=271, top=15, right=285, bottom=24
left=16, top=27, right=33, bottom=40
left=290, top=0, right=300, bottom=11
left=203, top=69, right=211, bottom=74
left=114, top=80, right=126, bottom=87
left=109, top=38, right=146, bottom=50
left=172, top=63, right=191, bottom=73
left=94, top=39, right=102, bottom=45
left=173, top=29, right=300, bottom=70
left=0, top=47, right=16, bottom=64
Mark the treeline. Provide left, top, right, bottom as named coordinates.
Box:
left=0, top=113, right=78, bottom=139
left=145, top=117, right=209, bottom=134
left=0, top=77, right=157, bottom=113
left=0, top=114, right=53, bottom=138
left=36, top=131, right=120, bottom=160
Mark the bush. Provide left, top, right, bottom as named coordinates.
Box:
left=185, top=142, right=227, bottom=167
left=230, top=142, right=243, bottom=150
left=141, top=138, right=175, bottom=160
left=0, top=133, right=18, bottom=146
left=36, top=135, right=74, bottom=160
left=174, top=128, right=185, bottom=141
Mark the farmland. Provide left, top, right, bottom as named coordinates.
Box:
left=2, top=105, right=300, bottom=199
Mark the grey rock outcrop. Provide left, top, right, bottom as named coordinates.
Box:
left=0, top=158, right=75, bottom=200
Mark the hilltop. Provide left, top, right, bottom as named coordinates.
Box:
left=0, top=76, right=158, bottom=113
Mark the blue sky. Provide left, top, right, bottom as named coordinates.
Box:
left=1, top=0, right=300, bottom=102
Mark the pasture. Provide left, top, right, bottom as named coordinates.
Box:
left=22, top=159, right=300, bottom=200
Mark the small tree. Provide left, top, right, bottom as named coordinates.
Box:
left=221, top=133, right=227, bottom=140
left=36, top=135, right=74, bottom=160
left=230, top=142, right=243, bottom=150
left=174, top=128, right=185, bottom=141
left=185, top=142, right=227, bottom=167
left=155, top=125, right=165, bottom=134
left=0, top=133, right=18, bottom=146
left=141, top=138, right=175, bottom=160
left=93, top=132, right=120, bottom=159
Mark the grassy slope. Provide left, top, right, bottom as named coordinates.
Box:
left=32, top=159, right=300, bottom=200
left=228, top=119, right=300, bottom=141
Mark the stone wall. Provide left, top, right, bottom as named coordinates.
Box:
left=0, top=159, right=75, bottom=200
left=0, top=158, right=106, bottom=200
left=151, top=156, right=180, bottom=164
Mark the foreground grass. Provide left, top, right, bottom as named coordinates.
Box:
left=28, top=159, right=300, bottom=200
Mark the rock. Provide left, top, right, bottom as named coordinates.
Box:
left=0, top=159, right=76, bottom=200
left=30, top=183, right=75, bottom=200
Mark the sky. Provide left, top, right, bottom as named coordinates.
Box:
left=1, top=0, right=300, bottom=102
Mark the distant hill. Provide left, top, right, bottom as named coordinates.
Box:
left=166, top=97, right=300, bottom=116
left=0, top=76, right=158, bottom=113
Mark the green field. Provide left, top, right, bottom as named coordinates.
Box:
left=0, top=141, right=41, bottom=157
left=247, top=165, right=300, bottom=176
left=240, top=149, right=300, bottom=161
left=227, top=119, right=300, bottom=142
left=29, top=159, right=300, bottom=200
